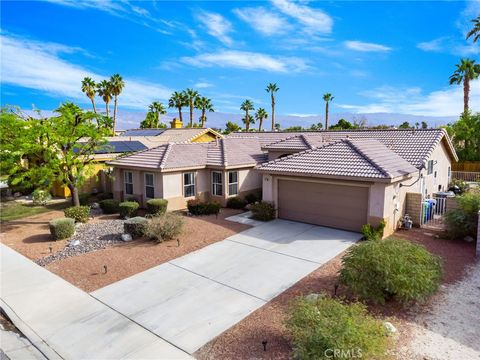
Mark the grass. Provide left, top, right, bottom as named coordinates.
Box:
left=0, top=200, right=70, bottom=222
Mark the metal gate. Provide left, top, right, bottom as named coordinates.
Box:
left=421, top=194, right=448, bottom=228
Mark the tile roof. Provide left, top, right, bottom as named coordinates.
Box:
left=119, top=129, right=166, bottom=137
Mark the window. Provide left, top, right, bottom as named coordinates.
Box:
left=228, top=171, right=238, bottom=196
left=124, top=171, right=133, bottom=195
left=212, top=171, right=223, bottom=196
left=427, top=160, right=434, bottom=175
left=448, top=166, right=451, bottom=179
left=183, top=172, right=195, bottom=198
left=145, top=173, right=155, bottom=199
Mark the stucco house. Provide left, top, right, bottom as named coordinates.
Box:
left=108, top=129, right=457, bottom=236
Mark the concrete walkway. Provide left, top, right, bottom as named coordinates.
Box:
left=93, top=219, right=360, bottom=354
left=0, top=244, right=191, bottom=360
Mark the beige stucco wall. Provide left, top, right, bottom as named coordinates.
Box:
left=421, top=140, right=452, bottom=197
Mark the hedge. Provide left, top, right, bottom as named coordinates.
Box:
left=49, top=218, right=75, bottom=240
left=226, top=197, right=247, bottom=209
left=64, top=206, right=90, bottom=223
left=250, top=201, right=276, bottom=221
left=124, top=217, right=148, bottom=238
left=187, top=200, right=221, bottom=216
left=146, top=198, right=168, bottom=216
left=119, top=201, right=139, bottom=219
left=99, top=199, right=120, bottom=214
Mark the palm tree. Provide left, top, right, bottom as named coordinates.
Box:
left=240, top=100, right=255, bottom=131
left=466, top=15, right=480, bottom=43
left=195, top=96, right=214, bottom=127
left=97, top=80, right=113, bottom=118
left=266, top=83, right=279, bottom=131
left=183, top=88, right=200, bottom=127
left=109, top=74, right=125, bottom=136
left=168, top=91, right=187, bottom=123
left=449, top=58, right=480, bottom=113
left=255, top=108, right=268, bottom=131
left=81, top=77, right=97, bottom=113
left=242, top=114, right=255, bottom=131
left=149, top=101, right=167, bottom=127
left=322, top=93, right=334, bottom=130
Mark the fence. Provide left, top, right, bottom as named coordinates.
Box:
left=451, top=171, right=480, bottom=182
left=421, top=193, right=448, bottom=227
left=452, top=161, right=480, bottom=172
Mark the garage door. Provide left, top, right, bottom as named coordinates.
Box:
left=278, top=180, right=368, bottom=232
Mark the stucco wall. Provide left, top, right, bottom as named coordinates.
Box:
left=420, top=140, right=452, bottom=197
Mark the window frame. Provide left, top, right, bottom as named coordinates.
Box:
left=124, top=171, right=133, bottom=195
left=427, top=160, right=434, bottom=175
left=183, top=172, right=196, bottom=198
left=211, top=171, right=223, bottom=197
left=228, top=171, right=239, bottom=196
left=144, top=172, right=155, bottom=199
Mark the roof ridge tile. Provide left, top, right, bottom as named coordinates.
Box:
left=159, top=143, right=174, bottom=169
left=346, top=139, right=391, bottom=178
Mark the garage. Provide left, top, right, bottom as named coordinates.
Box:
left=277, top=179, right=369, bottom=232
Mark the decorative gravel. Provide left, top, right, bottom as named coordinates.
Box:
left=36, top=220, right=125, bottom=266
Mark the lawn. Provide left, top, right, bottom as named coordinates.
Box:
left=0, top=200, right=69, bottom=222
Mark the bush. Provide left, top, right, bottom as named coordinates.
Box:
left=49, top=218, right=75, bottom=240
left=226, top=196, right=247, bottom=209
left=124, top=216, right=148, bottom=238
left=448, top=178, right=469, bottom=194
left=125, top=197, right=139, bottom=203
left=78, top=193, right=90, bottom=206
left=340, top=237, right=442, bottom=304
left=96, top=192, right=113, bottom=201
left=146, top=213, right=184, bottom=243
left=250, top=201, right=276, bottom=221
left=64, top=206, right=90, bottom=223
left=187, top=200, right=221, bottom=216
left=286, top=295, right=389, bottom=360
left=146, top=198, right=168, bottom=216
left=99, top=199, right=120, bottom=214
left=445, top=191, right=480, bottom=240
left=361, top=220, right=386, bottom=241
left=245, top=192, right=261, bottom=204
left=119, top=201, right=139, bottom=219
left=32, top=189, right=51, bottom=205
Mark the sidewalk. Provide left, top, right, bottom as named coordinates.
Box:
left=0, top=244, right=191, bottom=360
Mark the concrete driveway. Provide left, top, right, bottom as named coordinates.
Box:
left=92, top=219, right=361, bottom=354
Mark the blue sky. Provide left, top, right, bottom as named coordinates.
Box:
left=1, top=0, right=479, bottom=119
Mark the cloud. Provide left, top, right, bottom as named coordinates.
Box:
left=194, top=82, right=214, bottom=89
left=271, top=0, right=333, bottom=33
left=196, top=11, right=233, bottom=46
left=233, top=7, right=290, bottom=36
left=1, top=34, right=172, bottom=109
left=181, top=50, right=308, bottom=73
left=417, top=36, right=480, bottom=56
left=344, top=40, right=392, bottom=52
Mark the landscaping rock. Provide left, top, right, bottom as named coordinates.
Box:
left=464, top=236, right=474, bottom=243
left=383, top=321, right=397, bottom=334
left=304, top=293, right=323, bottom=303
left=69, top=240, right=80, bottom=247
left=121, top=233, right=133, bottom=242
left=91, top=202, right=100, bottom=209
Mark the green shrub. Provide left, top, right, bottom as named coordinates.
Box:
left=119, top=201, right=139, bottom=219
left=96, top=192, right=113, bottom=201
left=64, top=206, right=90, bottom=223
left=245, top=192, right=261, bottom=204
left=99, top=199, right=120, bottom=214
left=340, top=237, right=442, bottom=304
left=286, top=295, right=389, bottom=360
left=78, top=193, right=90, bottom=206
left=445, top=191, right=480, bottom=239
left=49, top=218, right=75, bottom=240
left=146, top=198, right=168, bottom=216
left=32, top=189, right=51, bottom=205
left=187, top=200, right=221, bottom=216
left=250, top=201, right=275, bottom=221
left=448, top=178, right=469, bottom=194
left=226, top=196, right=247, bottom=209
left=124, top=216, right=148, bottom=238
left=146, top=213, right=184, bottom=243
left=361, top=220, right=386, bottom=241
left=125, top=197, right=139, bottom=203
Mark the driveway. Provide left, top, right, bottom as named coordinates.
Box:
left=92, top=219, right=361, bottom=354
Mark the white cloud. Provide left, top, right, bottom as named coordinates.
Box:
left=271, top=0, right=333, bottom=33
left=1, top=34, right=172, bottom=109
left=181, top=50, right=308, bottom=73
left=194, top=82, right=214, bottom=89
left=417, top=36, right=479, bottom=56
left=196, top=11, right=233, bottom=46
left=344, top=40, right=392, bottom=52
left=233, top=7, right=290, bottom=36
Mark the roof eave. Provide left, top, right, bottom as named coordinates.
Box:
left=255, top=169, right=394, bottom=183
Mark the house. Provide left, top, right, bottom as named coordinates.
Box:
left=108, top=129, right=457, bottom=236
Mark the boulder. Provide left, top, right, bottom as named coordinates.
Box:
left=121, top=233, right=133, bottom=242
left=383, top=321, right=397, bottom=334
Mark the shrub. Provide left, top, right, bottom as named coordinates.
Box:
left=286, top=295, right=389, bottom=360
left=361, top=220, right=386, bottom=241
left=49, top=218, right=75, bottom=240
left=146, top=213, right=184, bottom=243
left=64, top=206, right=90, bottom=223
left=445, top=191, right=480, bottom=239
left=448, top=178, right=469, bottom=194
left=78, top=193, right=90, bottom=206
left=250, top=201, right=275, bottom=221
left=226, top=196, right=247, bottom=209
left=124, top=216, right=148, bottom=238
left=340, top=237, right=442, bottom=304
left=96, top=192, right=113, bottom=201
left=32, top=189, right=51, bottom=205
left=146, top=198, right=168, bottom=216
left=125, top=197, right=139, bottom=203
left=245, top=192, right=261, bottom=204
left=187, top=200, right=221, bottom=216
left=119, top=201, right=139, bottom=219
left=99, top=199, right=120, bottom=214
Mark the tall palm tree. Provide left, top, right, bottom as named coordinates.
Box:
left=109, top=74, right=125, bottom=136
left=322, top=93, right=334, bottom=130
left=240, top=100, right=255, bottom=131
left=183, top=88, right=200, bottom=127
left=266, top=83, right=279, bottom=131
left=242, top=114, right=255, bottom=131
left=168, top=91, right=187, bottom=123
left=149, top=101, right=167, bottom=127
left=195, top=96, right=214, bottom=127
left=449, top=58, right=480, bottom=113
left=97, top=80, right=113, bottom=118
left=466, top=15, right=480, bottom=43
left=255, top=108, right=268, bottom=132
left=81, top=77, right=97, bottom=113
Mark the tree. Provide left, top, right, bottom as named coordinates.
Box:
left=309, top=122, right=323, bottom=130
left=466, top=15, right=480, bottom=43
left=330, top=118, right=353, bottom=130
left=224, top=121, right=241, bottom=134
left=168, top=91, right=187, bottom=123
left=183, top=88, right=199, bottom=127
left=81, top=77, right=97, bottom=113
left=285, top=125, right=304, bottom=132
left=274, top=123, right=281, bottom=131
left=240, top=99, right=254, bottom=131
left=195, top=96, right=214, bottom=127
left=266, top=83, right=279, bottom=130
left=255, top=108, right=268, bottom=131
left=398, top=121, right=410, bottom=129
left=97, top=80, right=113, bottom=118
left=449, top=58, right=480, bottom=114
left=323, top=93, right=334, bottom=130
left=109, top=74, right=125, bottom=136
left=445, top=112, right=480, bottom=161
left=421, top=121, right=428, bottom=129
left=242, top=114, right=255, bottom=131
left=140, top=101, right=167, bottom=128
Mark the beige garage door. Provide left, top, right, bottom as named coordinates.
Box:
left=278, top=180, right=368, bottom=232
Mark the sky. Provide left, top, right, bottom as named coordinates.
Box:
left=1, top=0, right=479, bottom=121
